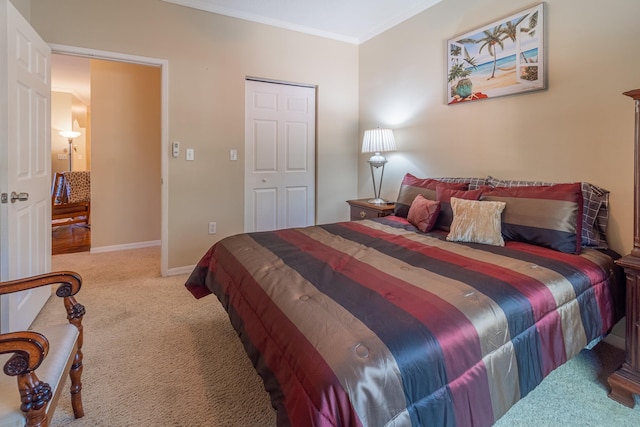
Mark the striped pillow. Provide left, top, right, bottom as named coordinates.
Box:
left=481, top=183, right=583, bottom=254
left=394, top=174, right=468, bottom=218
left=486, top=176, right=609, bottom=248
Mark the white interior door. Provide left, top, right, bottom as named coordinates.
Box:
left=0, top=0, right=52, bottom=333
left=244, top=80, right=316, bottom=232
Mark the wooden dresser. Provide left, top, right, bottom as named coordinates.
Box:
left=347, top=199, right=395, bottom=221
left=608, top=88, right=640, bottom=407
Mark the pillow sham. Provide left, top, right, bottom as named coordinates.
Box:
left=407, top=195, right=441, bottom=232
left=435, top=186, right=484, bottom=231
left=447, top=198, right=506, bottom=246
left=394, top=173, right=468, bottom=218
left=486, top=176, right=609, bottom=248
left=481, top=183, right=583, bottom=254
left=431, top=177, right=487, bottom=190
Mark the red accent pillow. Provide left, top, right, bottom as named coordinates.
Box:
left=435, top=186, right=484, bottom=231
left=407, top=195, right=441, bottom=232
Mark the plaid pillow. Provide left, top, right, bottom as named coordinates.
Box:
left=432, top=177, right=487, bottom=190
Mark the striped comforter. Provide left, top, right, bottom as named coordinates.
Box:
left=185, top=216, right=621, bottom=427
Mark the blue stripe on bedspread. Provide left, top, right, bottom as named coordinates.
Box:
left=249, top=231, right=457, bottom=426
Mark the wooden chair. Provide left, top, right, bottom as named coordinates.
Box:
left=0, top=272, right=85, bottom=427
left=51, top=172, right=90, bottom=227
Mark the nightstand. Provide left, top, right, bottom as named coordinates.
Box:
left=346, top=199, right=395, bottom=221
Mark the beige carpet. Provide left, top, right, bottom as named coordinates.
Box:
left=32, top=247, right=639, bottom=427
left=36, top=247, right=276, bottom=426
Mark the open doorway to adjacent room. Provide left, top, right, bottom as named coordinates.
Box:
left=51, top=54, right=91, bottom=254
left=51, top=53, right=162, bottom=259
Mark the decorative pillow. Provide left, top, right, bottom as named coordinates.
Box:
left=394, top=173, right=468, bottom=218
left=63, top=171, right=91, bottom=203
left=447, top=198, right=506, bottom=246
left=435, top=186, right=484, bottom=231
left=432, top=177, right=487, bottom=190
left=481, top=183, right=583, bottom=254
left=407, top=195, right=441, bottom=232
left=486, top=176, right=609, bottom=248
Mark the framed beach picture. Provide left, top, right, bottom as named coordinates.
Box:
left=447, top=3, right=545, bottom=104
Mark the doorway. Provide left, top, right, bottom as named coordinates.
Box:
left=51, top=54, right=91, bottom=255
left=49, top=45, right=169, bottom=275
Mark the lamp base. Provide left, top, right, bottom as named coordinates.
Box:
left=367, top=197, right=389, bottom=205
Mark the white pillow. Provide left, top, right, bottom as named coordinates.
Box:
left=446, top=197, right=506, bottom=246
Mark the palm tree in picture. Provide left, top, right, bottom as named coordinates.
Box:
left=501, top=11, right=539, bottom=63
left=463, top=24, right=505, bottom=80
left=502, top=16, right=528, bottom=63
left=448, top=45, right=477, bottom=99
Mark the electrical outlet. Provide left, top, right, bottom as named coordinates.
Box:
left=208, top=222, right=217, bottom=234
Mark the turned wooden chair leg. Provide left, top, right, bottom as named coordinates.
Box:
left=69, top=349, right=84, bottom=418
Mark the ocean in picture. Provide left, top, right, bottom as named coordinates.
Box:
left=469, top=48, right=538, bottom=79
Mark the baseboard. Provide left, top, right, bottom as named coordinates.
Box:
left=90, top=240, right=161, bottom=254
left=166, top=265, right=196, bottom=276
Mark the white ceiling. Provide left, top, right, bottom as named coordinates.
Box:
left=52, top=0, right=444, bottom=104
left=162, top=0, right=444, bottom=44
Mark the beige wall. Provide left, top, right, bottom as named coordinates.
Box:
left=90, top=59, right=161, bottom=248
left=360, top=0, right=640, bottom=256
left=51, top=91, right=88, bottom=175
left=51, top=92, right=72, bottom=175
left=29, top=0, right=359, bottom=269
left=8, top=0, right=28, bottom=18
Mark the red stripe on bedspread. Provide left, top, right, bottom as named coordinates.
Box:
left=340, top=222, right=572, bottom=387
left=185, top=248, right=214, bottom=299
left=213, top=242, right=363, bottom=427
left=274, top=227, right=495, bottom=425
left=344, top=221, right=560, bottom=323
left=508, top=241, right=615, bottom=332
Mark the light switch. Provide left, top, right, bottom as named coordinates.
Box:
left=230, top=149, right=238, bottom=161
left=186, top=149, right=194, bottom=161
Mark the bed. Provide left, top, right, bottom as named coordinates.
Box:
left=185, top=174, right=623, bottom=427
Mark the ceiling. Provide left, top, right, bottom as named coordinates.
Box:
left=51, top=54, right=91, bottom=109
left=52, top=0, right=444, bottom=105
left=162, top=0, right=444, bottom=44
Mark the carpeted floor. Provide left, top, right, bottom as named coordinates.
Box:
left=33, top=246, right=639, bottom=426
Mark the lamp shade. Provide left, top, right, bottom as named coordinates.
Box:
left=59, top=130, right=81, bottom=139
left=361, top=128, right=396, bottom=154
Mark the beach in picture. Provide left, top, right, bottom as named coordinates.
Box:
left=447, top=3, right=545, bottom=104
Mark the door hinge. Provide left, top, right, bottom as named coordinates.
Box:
left=1, top=193, right=7, bottom=203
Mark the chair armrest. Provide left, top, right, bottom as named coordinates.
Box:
left=0, top=271, right=85, bottom=345
left=1, top=331, right=53, bottom=419
left=0, top=331, right=49, bottom=373
left=0, top=271, right=81, bottom=297
left=0, top=271, right=85, bottom=425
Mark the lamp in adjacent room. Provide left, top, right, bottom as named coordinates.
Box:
left=361, top=127, right=397, bottom=204
left=59, top=130, right=81, bottom=171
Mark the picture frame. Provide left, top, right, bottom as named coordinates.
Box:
left=447, top=3, right=545, bottom=104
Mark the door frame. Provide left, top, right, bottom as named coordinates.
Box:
left=50, top=44, right=170, bottom=276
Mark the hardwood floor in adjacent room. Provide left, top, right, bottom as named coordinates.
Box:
left=52, top=224, right=90, bottom=255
